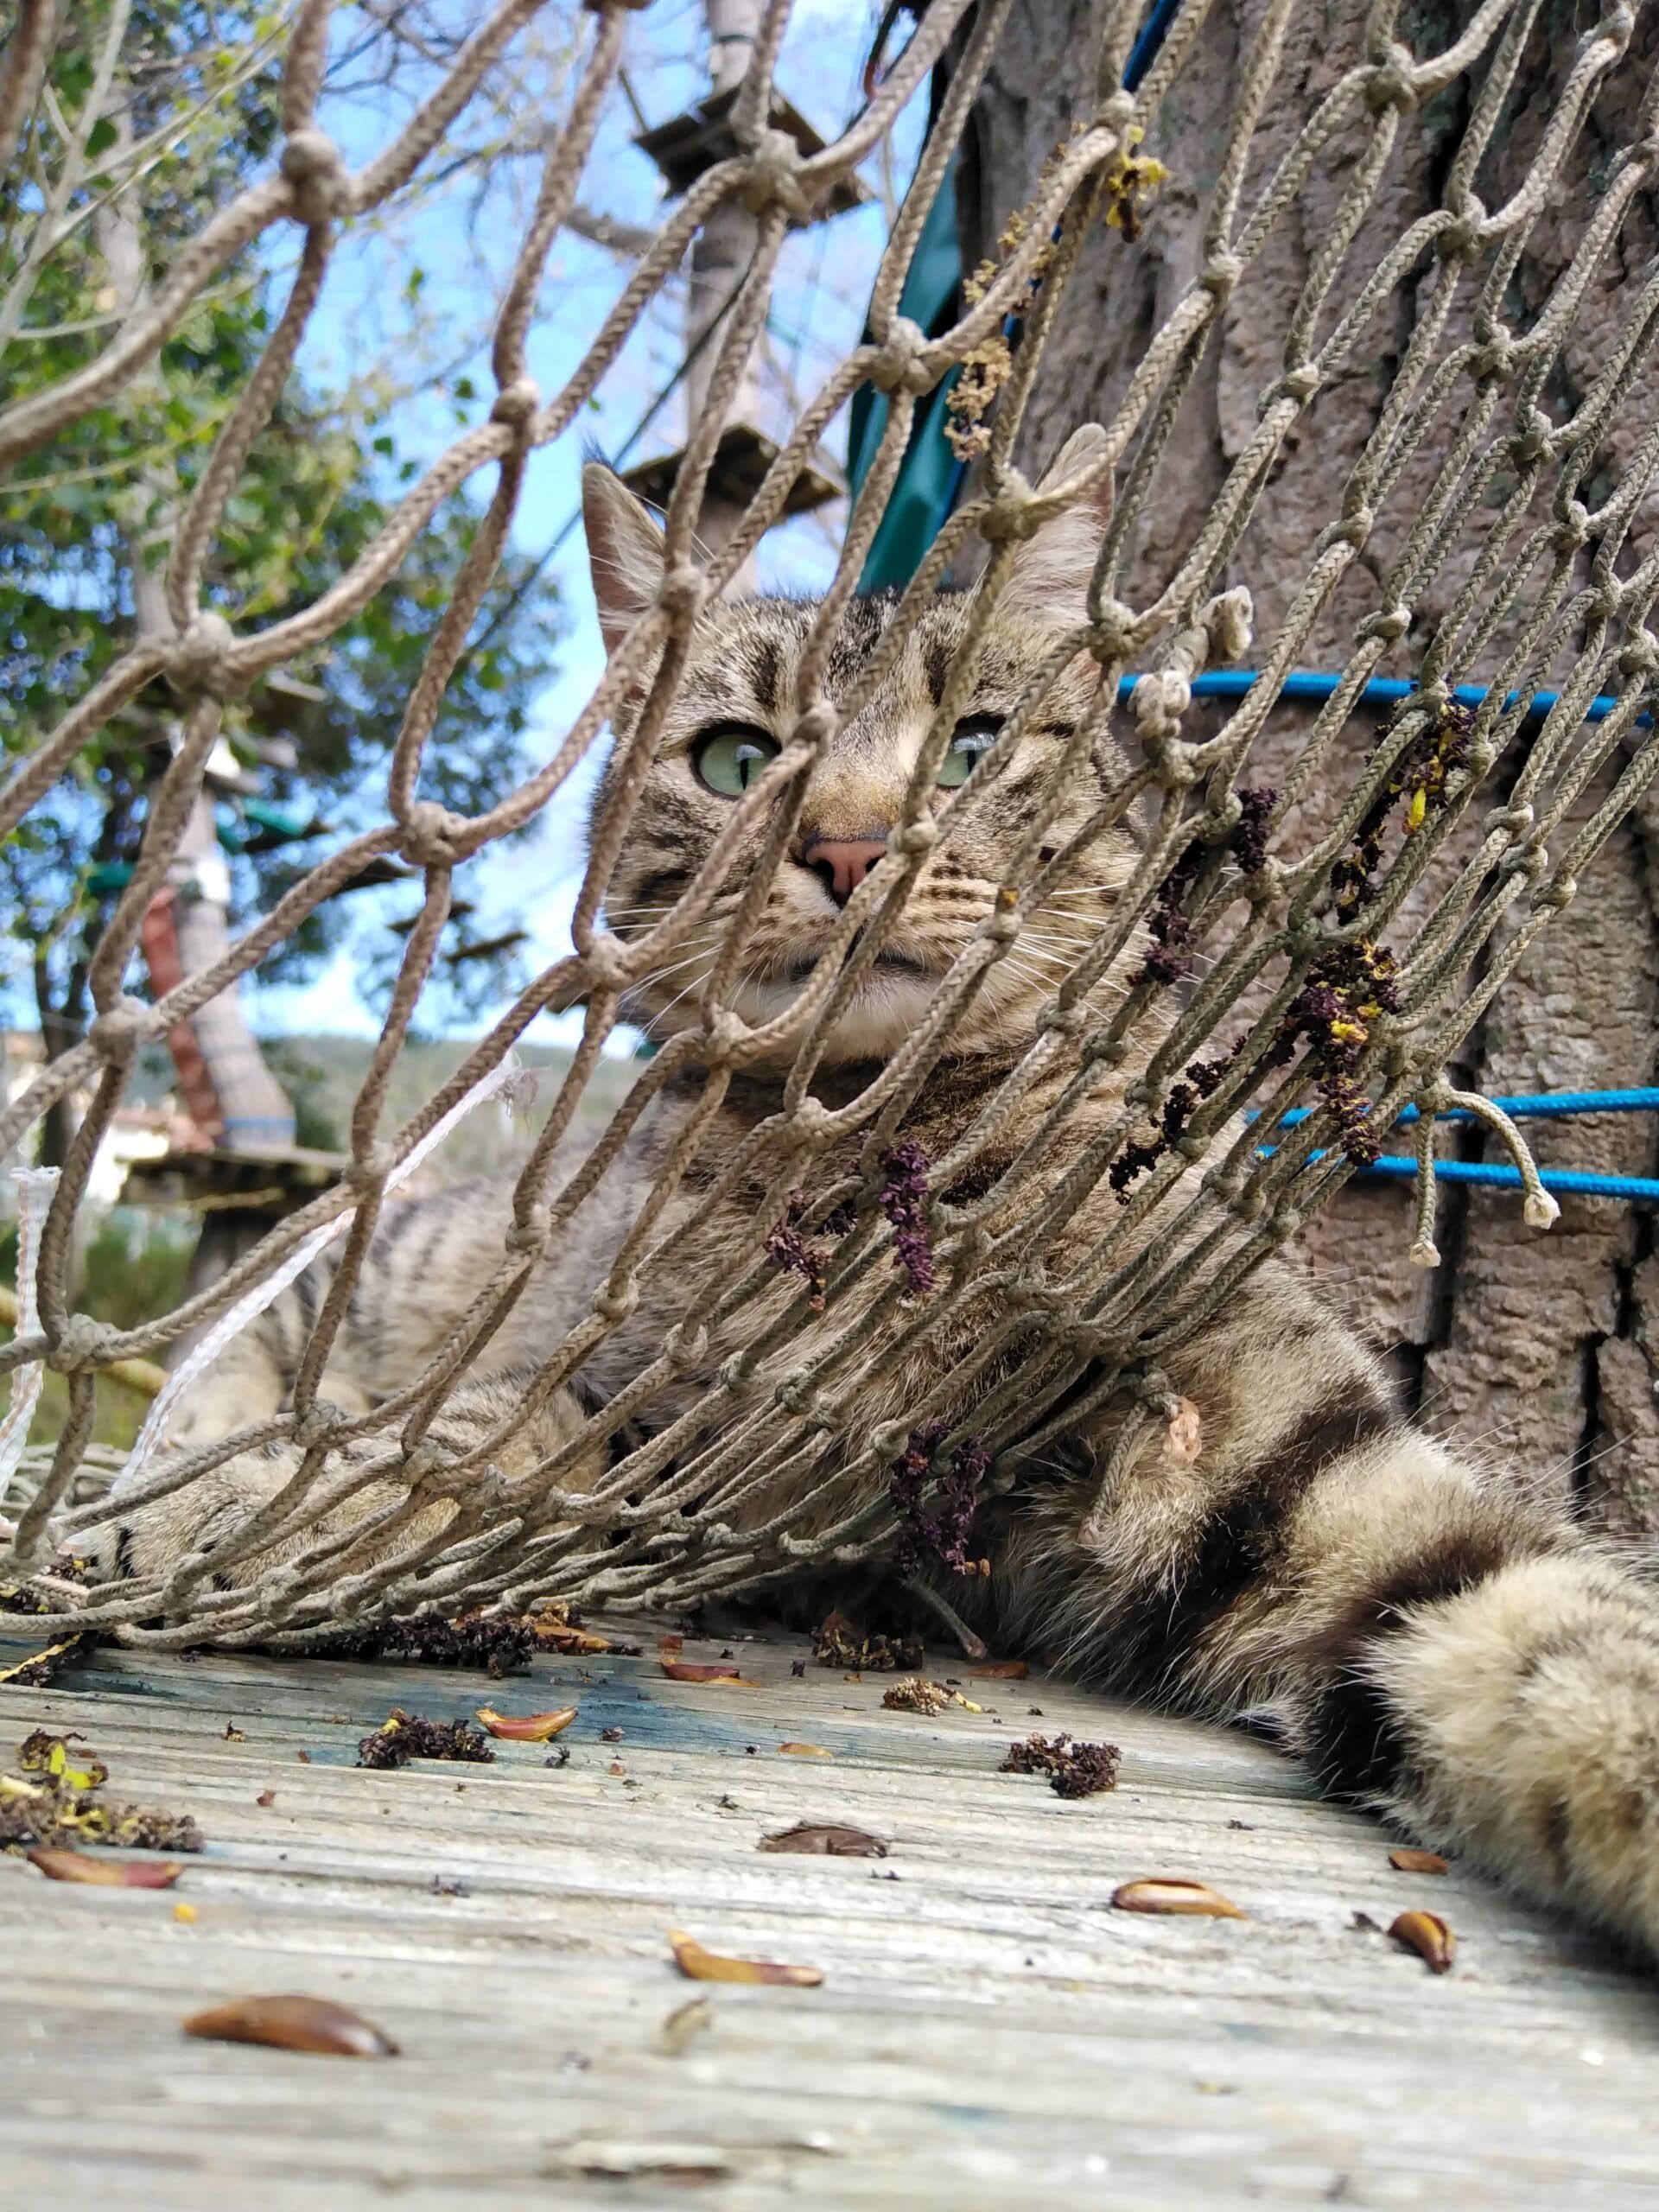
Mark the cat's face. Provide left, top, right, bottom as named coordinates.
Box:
left=583, top=448, right=1137, bottom=1065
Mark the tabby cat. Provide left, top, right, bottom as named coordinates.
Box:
left=88, top=436, right=1659, bottom=1965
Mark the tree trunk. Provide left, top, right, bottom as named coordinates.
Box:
left=963, top=0, right=1659, bottom=1535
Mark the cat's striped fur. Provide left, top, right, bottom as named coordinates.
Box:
left=89, top=441, right=1659, bottom=1964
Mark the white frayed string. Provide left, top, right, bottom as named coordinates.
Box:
left=109, top=1053, right=533, bottom=1503
left=0, top=1166, right=61, bottom=1529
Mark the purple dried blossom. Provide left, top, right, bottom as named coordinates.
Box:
left=1230, top=785, right=1278, bottom=877
left=880, top=1141, right=936, bottom=1297
left=766, top=1192, right=832, bottom=1312
left=890, top=1420, right=988, bottom=1577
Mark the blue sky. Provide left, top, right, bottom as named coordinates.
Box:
left=254, top=0, right=926, bottom=1052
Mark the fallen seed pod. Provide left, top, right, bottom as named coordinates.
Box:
left=182, top=1993, right=398, bottom=2056
left=474, top=1706, right=578, bottom=1741
left=1389, top=1910, right=1456, bottom=1973
left=1110, top=1878, right=1245, bottom=1919
left=669, top=1929, right=823, bottom=1986
left=28, top=1848, right=181, bottom=1888
left=1388, top=1847, right=1449, bottom=1875
left=759, top=1822, right=887, bottom=1857
left=777, top=1742, right=832, bottom=1758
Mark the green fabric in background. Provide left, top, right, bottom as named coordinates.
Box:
left=846, top=149, right=964, bottom=593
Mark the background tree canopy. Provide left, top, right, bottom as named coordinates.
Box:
left=0, top=1, right=565, bottom=1090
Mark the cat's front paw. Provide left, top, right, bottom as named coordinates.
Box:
left=78, top=1451, right=298, bottom=1592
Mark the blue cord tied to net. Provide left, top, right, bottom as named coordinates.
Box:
left=1251, top=1089, right=1659, bottom=1211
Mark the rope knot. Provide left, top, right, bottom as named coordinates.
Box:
left=1512, top=404, right=1552, bottom=462
left=592, top=1280, right=639, bottom=1325
left=740, top=126, right=811, bottom=219
left=1618, top=630, right=1659, bottom=678
left=981, top=470, right=1041, bottom=543
left=282, top=128, right=352, bottom=225
left=1357, top=601, right=1413, bottom=644
left=167, top=610, right=238, bottom=698
left=1201, top=249, right=1243, bottom=296
left=1365, top=41, right=1419, bottom=111
left=88, top=999, right=150, bottom=1058
left=1553, top=499, right=1591, bottom=552
left=582, top=931, right=630, bottom=993
left=889, top=814, right=938, bottom=857
left=791, top=700, right=838, bottom=750
left=291, top=1402, right=351, bottom=1450
left=1470, top=328, right=1516, bottom=382
left=45, top=1313, right=123, bottom=1376
left=346, top=1143, right=395, bottom=1190
left=664, top=1320, right=709, bottom=1371
left=1085, top=596, right=1138, bottom=664
left=504, top=1209, right=550, bottom=1259
left=774, top=1370, right=822, bottom=1418
left=400, top=799, right=470, bottom=866
left=1274, top=361, right=1322, bottom=405
left=1130, top=669, right=1191, bottom=742
left=1437, top=197, right=1486, bottom=260
left=490, top=377, right=540, bottom=429
left=1092, top=85, right=1137, bottom=134
left=1318, top=504, right=1375, bottom=554
left=658, top=563, right=706, bottom=624
left=870, top=315, right=937, bottom=396
left=702, top=1007, right=747, bottom=1059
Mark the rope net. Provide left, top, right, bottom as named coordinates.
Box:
left=4, top=0, right=1659, bottom=1648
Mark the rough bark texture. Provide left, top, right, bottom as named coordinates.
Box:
left=963, top=0, right=1659, bottom=1533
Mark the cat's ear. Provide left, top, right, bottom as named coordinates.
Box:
left=995, top=425, right=1115, bottom=626
left=583, top=461, right=667, bottom=655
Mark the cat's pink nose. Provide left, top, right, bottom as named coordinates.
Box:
left=802, top=834, right=887, bottom=906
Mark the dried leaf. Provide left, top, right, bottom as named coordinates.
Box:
left=760, top=1822, right=887, bottom=1858
left=668, top=1929, right=823, bottom=1986
left=658, top=1660, right=757, bottom=1684
left=535, top=1624, right=613, bottom=1655
left=28, top=1848, right=182, bottom=1888
left=968, top=1659, right=1029, bottom=1680
left=183, top=1993, right=398, bottom=2056
left=1389, top=1847, right=1449, bottom=1876
left=1389, top=1909, right=1456, bottom=1973
left=474, top=1705, right=578, bottom=1742
left=659, top=1996, right=714, bottom=2055
left=1164, top=1396, right=1203, bottom=1465
left=1110, top=1878, right=1245, bottom=1920
left=777, top=1742, right=832, bottom=1758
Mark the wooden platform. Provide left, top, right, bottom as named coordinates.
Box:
left=2, top=1623, right=1656, bottom=2209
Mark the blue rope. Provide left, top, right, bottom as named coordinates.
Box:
left=1254, top=1150, right=1659, bottom=1205
left=1250, top=1089, right=1659, bottom=1205
left=1116, top=669, right=1642, bottom=725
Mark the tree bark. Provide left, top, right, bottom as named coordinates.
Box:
left=963, top=0, right=1659, bottom=1534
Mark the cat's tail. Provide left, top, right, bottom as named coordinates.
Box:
left=1270, top=1428, right=1659, bottom=1960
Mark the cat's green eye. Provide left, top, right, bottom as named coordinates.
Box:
left=692, top=723, right=781, bottom=798
left=938, top=715, right=1003, bottom=789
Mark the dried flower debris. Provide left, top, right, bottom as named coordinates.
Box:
left=1389, top=1909, right=1456, bottom=1973
left=1, top=1731, right=202, bottom=1855
left=355, top=1710, right=493, bottom=1770
left=0, top=1631, right=90, bottom=1688
left=183, top=1993, right=397, bottom=2056
left=999, top=1732, right=1121, bottom=1798
left=669, top=1929, right=823, bottom=1987
left=283, top=1605, right=636, bottom=1677
left=1111, top=1878, right=1244, bottom=1919
left=760, top=1822, right=887, bottom=1858
left=881, top=1676, right=951, bottom=1716
left=811, top=1611, right=924, bottom=1674
left=890, top=1420, right=988, bottom=1577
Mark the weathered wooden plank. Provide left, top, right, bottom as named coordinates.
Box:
left=2, top=1628, right=1656, bottom=2210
